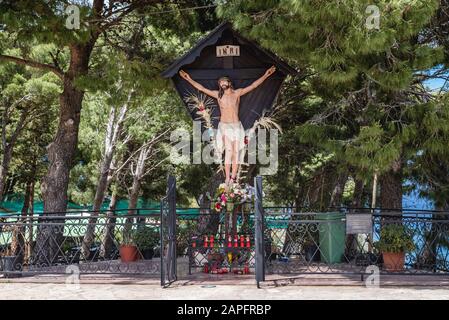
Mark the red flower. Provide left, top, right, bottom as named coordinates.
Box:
left=215, top=202, right=222, bottom=211
left=244, top=136, right=248, bottom=145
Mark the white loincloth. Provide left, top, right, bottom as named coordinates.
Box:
left=215, top=121, right=246, bottom=164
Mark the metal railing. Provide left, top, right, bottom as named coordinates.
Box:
left=0, top=213, right=162, bottom=277
left=3, top=204, right=448, bottom=281
left=260, top=207, right=449, bottom=276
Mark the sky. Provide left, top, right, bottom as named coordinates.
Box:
left=424, top=77, right=448, bottom=92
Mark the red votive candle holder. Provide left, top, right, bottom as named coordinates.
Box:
left=234, top=235, right=238, bottom=248
left=240, top=235, right=244, bottom=247
left=210, top=235, right=214, bottom=248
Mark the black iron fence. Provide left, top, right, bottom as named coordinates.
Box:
left=2, top=206, right=448, bottom=284
left=0, top=207, right=256, bottom=279
left=160, top=175, right=177, bottom=287
left=260, top=207, right=449, bottom=277
left=0, top=210, right=162, bottom=277
left=2, top=174, right=449, bottom=288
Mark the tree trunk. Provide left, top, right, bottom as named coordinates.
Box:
left=329, top=171, right=349, bottom=207
left=82, top=99, right=128, bottom=257
left=294, top=184, right=304, bottom=213
left=371, top=171, right=379, bottom=209
left=10, top=179, right=33, bottom=270
left=0, top=146, right=13, bottom=202
left=380, top=158, right=403, bottom=210
left=92, top=101, right=128, bottom=211
left=128, top=177, right=141, bottom=215
left=100, top=190, right=118, bottom=259
left=26, top=181, right=35, bottom=263
left=81, top=150, right=115, bottom=258
left=420, top=202, right=448, bottom=271
left=124, top=144, right=150, bottom=234
left=196, top=171, right=225, bottom=236
left=34, top=43, right=94, bottom=266
left=351, top=178, right=365, bottom=209
left=0, top=103, right=29, bottom=202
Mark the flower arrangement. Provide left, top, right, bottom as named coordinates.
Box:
left=212, top=183, right=255, bottom=213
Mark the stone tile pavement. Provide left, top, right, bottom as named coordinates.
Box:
left=1, top=273, right=448, bottom=300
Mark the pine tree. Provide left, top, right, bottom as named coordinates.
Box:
left=0, top=0, right=212, bottom=265
left=218, top=0, right=446, bottom=210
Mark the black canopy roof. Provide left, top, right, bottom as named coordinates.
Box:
left=161, top=22, right=297, bottom=130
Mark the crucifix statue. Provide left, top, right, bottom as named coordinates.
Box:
left=179, top=66, right=276, bottom=186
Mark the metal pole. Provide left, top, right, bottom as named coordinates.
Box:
left=160, top=174, right=176, bottom=287
left=168, top=175, right=177, bottom=282
left=254, top=175, right=265, bottom=287
left=160, top=198, right=165, bottom=287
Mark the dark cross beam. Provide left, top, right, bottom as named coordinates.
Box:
left=221, top=33, right=234, bottom=69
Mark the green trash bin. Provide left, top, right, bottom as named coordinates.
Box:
left=316, top=212, right=346, bottom=264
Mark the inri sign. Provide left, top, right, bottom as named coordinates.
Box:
left=216, top=45, right=240, bottom=57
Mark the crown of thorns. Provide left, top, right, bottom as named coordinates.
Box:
left=218, top=76, right=231, bottom=82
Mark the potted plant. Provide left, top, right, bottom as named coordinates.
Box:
left=0, top=247, right=21, bottom=278
left=119, top=228, right=138, bottom=262
left=374, top=223, right=415, bottom=271
left=133, top=226, right=159, bottom=260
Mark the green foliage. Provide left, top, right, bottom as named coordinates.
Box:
left=133, top=226, right=159, bottom=250
left=218, top=0, right=441, bottom=92
left=345, top=123, right=401, bottom=177
left=374, top=223, right=415, bottom=253
left=176, top=221, right=197, bottom=256
left=122, top=227, right=136, bottom=246
left=1, top=0, right=449, bottom=213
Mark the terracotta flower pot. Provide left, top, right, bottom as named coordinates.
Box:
left=382, top=252, right=405, bottom=271
left=120, top=245, right=139, bottom=262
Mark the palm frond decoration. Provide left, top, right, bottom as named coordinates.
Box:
left=236, top=116, right=282, bottom=182
left=183, top=91, right=216, bottom=129
left=216, top=163, right=225, bottom=174
left=250, top=116, right=283, bottom=134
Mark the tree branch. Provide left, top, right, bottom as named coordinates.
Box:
left=0, top=54, right=64, bottom=80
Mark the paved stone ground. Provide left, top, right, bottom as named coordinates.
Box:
left=0, top=282, right=448, bottom=300
left=1, top=274, right=449, bottom=300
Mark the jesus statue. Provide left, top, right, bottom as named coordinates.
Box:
left=179, top=66, right=276, bottom=185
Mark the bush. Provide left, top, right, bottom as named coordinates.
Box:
left=176, top=222, right=197, bottom=257
left=133, top=226, right=159, bottom=251
left=374, top=223, right=415, bottom=253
